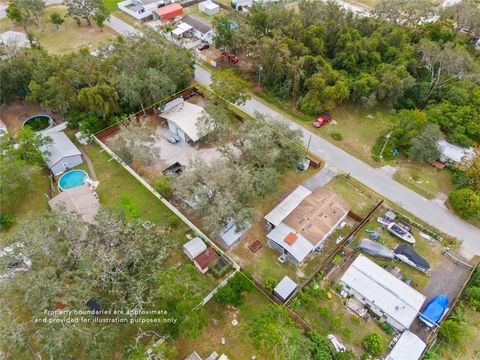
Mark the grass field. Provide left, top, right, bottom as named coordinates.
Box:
left=1, top=6, right=114, bottom=54
left=102, top=0, right=122, bottom=12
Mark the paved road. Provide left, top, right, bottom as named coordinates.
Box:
left=105, top=15, right=142, bottom=37
left=195, top=66, right=480, bottom=259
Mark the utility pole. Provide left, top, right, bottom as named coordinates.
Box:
left=379, top=131, right=392, bottom=160
left=258, top=66, right=263, bottom=87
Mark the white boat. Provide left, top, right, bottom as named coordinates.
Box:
left=387, top=222, right=416, bottom=244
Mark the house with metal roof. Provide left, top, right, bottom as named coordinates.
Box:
left=438, top=140, right=475, bottom=164
left=340, top=254, right=426, bottom=331
left=386, top=330, right=426, bottom=360
left=41, top=131, right=83, bottom=176
left=265, top=186, right=350, bottom=266
left=181, top=15, right=214, bottom=44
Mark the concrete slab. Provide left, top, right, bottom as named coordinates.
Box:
left=302, top=165, right=338, bottom=191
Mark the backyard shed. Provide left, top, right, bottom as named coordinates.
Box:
left=273, top=276, right=297, bottom=302
left=41, top=131, right=83, bottom=176
left=199, top=1, right=219, bottom=15
left=386, top=330, right=426, bottom=360
left=183, top=237, right=207, bottom=260
left=218, top=220, right=250, bottom=248
left=48, top=184, right=99, bottom=223
left=153, top=3, right=183, bottom=21
left=340, top=254, right=426, bottom=331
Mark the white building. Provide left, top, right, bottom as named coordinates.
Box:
left=273, top=275, right=297, bottom=302
left=438, top=140, right=475, bottom=164
left=340, top=254, right=426, bottom=331
left=183, top=237, right=207, bottom=260
left=181, top=15, right=215, bottom=44
left=41, top=131, right=83, bottom=176
left=386, top=330, right=426, bottom=360
left=117, top=0, right=169, bottom=21
left=199, top=1, right=220, bottom=15
left=160, top=99, right=211, bottom=144
left=265, top=186, right=350, bottom=266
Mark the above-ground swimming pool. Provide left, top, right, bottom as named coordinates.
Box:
left=58, top=170, right=89, bottom=191
left=23, top=115, right=54, bottom=131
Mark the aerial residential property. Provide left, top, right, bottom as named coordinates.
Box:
left=1, top=0, right=479, bottom=359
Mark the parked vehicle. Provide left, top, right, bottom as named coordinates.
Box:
left=198, top=43, right=209, bottom=51
left=221, top=52, right=239, bottom=64
left=313, top=113, right=333, bottom=128
left=419, top=294, right=449, bottom=327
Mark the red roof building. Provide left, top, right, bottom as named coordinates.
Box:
left=193, top=248, right=219, bottom=274
left=154, top=3, right=183, bottom=21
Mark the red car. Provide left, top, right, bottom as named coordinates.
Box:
left=313, top=113, right=333, bottom=128
left=221, top=52, right=239, bottom=64
left=198, top=43, right=209, bottom=51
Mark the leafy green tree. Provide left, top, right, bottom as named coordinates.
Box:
left=440, top=0, right=480, bottom=38
left=389, top=109, right=428, bottom=151
left=16, top=126, right=51, bottom=165
left=299, top=64, right=349, bottom=115
left=214, top=272, right=253, bottom=306
left=448, top=189, right=480, bottom=220
left=213, top=15, right=235, bottom=52
left=49, top=12, right=64, bottom=29
left=64, top=0, right=104, bottom=26
left=374, top=0, right=436, bottom=27
left=465, top=287, right=480, bottom=311
left=362, top=332, right=384, bottom=356
left=93, top=7, right=109, bottom=31
left=408, top=123, right=443, bottom=163
left=9, top=0, right=45, bottom=30
left=77, top=84, right=119, bottom=120
left=211, top=69, right=250, bottom=105
left=6, top=3, right=26, bottom=30
left=439, top=319, right=464, bottom=344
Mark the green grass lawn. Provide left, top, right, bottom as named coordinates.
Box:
left=325, top=176, right=379, bottom=217
left=1, top=168, right=51, bottom=244
left=393, top=164, right=453, bottom=200
left=101, top=0, right=122, bottom=12
left=1, top=6, right=114, bottom=54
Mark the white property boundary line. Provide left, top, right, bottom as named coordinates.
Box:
left=92, top=136, right=241, bottom=303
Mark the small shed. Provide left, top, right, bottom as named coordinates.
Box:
left=273, top=276, right=297, bottom=302
left=193, top=248, right=219, bottom=273
left=199, top=1, right=219, bottom=15
left=386, top=330, right=426, bottom=360
left=41, top=131, right=83, bottom=176
left=218, top=220, right=250, bottom=248
left=153, top=3, right=183, bottom=21
left=183, top=237, right=207, bottom=260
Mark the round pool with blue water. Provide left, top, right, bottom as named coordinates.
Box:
left=58, top=170, right=88, bottom=191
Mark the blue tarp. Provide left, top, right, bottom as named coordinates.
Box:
left=419, top=294, right=448, bottom=327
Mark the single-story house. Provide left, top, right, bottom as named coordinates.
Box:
left=160, top=98, right=211, bottom=144
left=218, top=220, right=250, bottom=248
left=117, top=0, right=169, bottom=21
left=265, top=186, right=350, bottom=266
left=386, top=330, right=426, bottom=360
left=181, top=15, right=214, bottom=44
left=438, top=140, right=475, bottom=164
left=183, top=237, right=207, bottom=260
left=185, top=352, right=202, bottom=360
left=340, top=254, right=426, bottom=331
left=273, top=276, right=297, bottom=302
left=153, top=3, right=183, bottom=21
left=41, top=131, right=83, bottom=176
left=48, top=184, right=99, bottom=223
left=199, top=1, right=220, bottom=15
left=193, top=248, right=219, bottom=273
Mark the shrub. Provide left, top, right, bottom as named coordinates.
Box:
left=331, top=132, right=343, bottom=141
left=465, top=287, right=480, bottom=311
left=264, top=278, right=277, bottom=292
left=380, top=321, right=394, bottom=335
left=342, top=327, right=352, bottom=339
left=451, top=170, right=470, bottom=190
left=153, top=176, right=173, bottom=199
left=439, top=319, right=463, bottom=344
left=362, top=332, right=384, bottom=356
left=213, top=271, right=253, bottom=307
left=0, top=213, right=14, bottom=231
left=423, top=349, right=441, bottom=360
left=448, top=189, right=480, bottom=220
